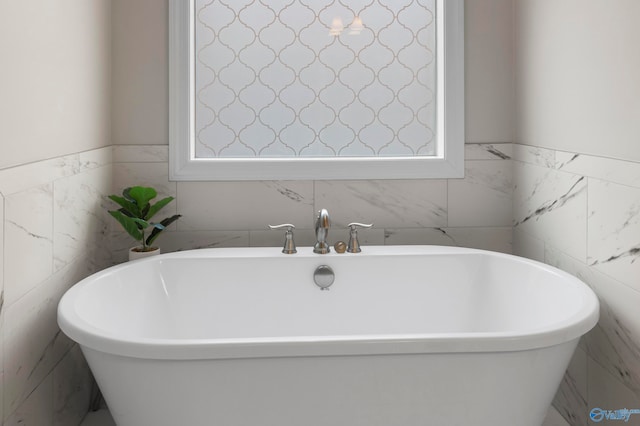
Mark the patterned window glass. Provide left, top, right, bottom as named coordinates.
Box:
left=194, top=1, right=437, bottom=159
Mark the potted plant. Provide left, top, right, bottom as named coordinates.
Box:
left=108, top=186, right=181, bottom=260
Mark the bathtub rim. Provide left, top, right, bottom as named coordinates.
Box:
left=57, top=245, right=600, bottom=360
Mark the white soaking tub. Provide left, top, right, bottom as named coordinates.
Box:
left=58, top=246, right=599, bottom=426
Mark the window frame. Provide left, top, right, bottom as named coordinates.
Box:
left=169, top=0, right=464, bottom=181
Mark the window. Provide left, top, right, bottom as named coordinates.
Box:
left=169, top=0, right=464, bottom=180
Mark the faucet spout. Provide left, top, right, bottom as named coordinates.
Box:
left=314, top=209, right=331, bottom=254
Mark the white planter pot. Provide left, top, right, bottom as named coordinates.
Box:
left=129, top=247, right=160, bottom=261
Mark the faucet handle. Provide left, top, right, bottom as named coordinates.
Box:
left=268, top=224, right=297, bottom=254
left=269, top=223, right=296, bottom=230
left=347, top=223, right=373, bottom=230
left=347, top=223, right=373, bottom=253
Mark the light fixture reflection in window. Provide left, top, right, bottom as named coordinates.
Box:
left=329, top=17, right=344, bottom=36
left=329, top=16, right=364, bottom=37
left=349, top=16, right=364, bottom=35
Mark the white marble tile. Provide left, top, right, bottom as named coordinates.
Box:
left=0, top=154, right=80, bottom=196
left=158, top=231, right=250, bottom=253
left=464, top=143, right=512, bottom=160
left=0, top=147, right=112, bottom=196
left=384, top=227, right=512, bottom=253
left=568, top=346, right=588, bottom=398
left=0, top=190, right=4, bottom=294
left=513, top=228, right=545, bottom=263
left=0, top=330, right=3, bottom=424
left=113, top=144, right=169, bottom=163
left=443, top=227, right=512, bottom=253
left=556, top=151, right=640, bottom=189
left=85, top=406, right=567, bottom=426
left=4, top=184, right=54, bottom=306
left=513, top=161, right=587, bottom=262
left=333, top=226, right=386, bottom=248
left=5, top=373, right=53, bottom=426
left=383, top=227, right=455, bottom=246
left=545, top=246, right=640, bottom=394
left=588, top=359, right=640, bottom=423
left=80, top=409, right=116, bottom=426
left=0, top=340, right=3, bottom=423
left=53, top=166, right=112, bottom=272
left=553, top=151, right=581, bottom=171
left=104, top=231, right=139, bottom=265
left=512, top=144, right=556, bottom=168
left=112, top=162, right=176, bottom=198
left=78, top=146, right=113, bottom=173
left=81, top=400, right=570, bottom=426
left=448, top=160, right=512, bottom=227
left=543, top=407, right=570, bottom=426
left=585, top=317, right=640, bottom=395
left=587, top=179, right=640, bottom=291
left=341, top=226, right=386, bottom=248
left=250, top=228, right=322, bottom=248
left=249, top=227, right=386, bottom=249
left=552, top=346, right=588, bottom=426
left=53, top=345, right=93, bottom=426
left=106, top=231, right=150, bottom=264
left=107, top=230, right=250, bottom=264
left=3, top=260, right=88, bottom=415
left=177, top=181, right=314, bottom=231
left=315, top=180, right=447, bottom=229
left=0, top=192, right=4, bottom=424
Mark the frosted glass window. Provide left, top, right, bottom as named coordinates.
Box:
left=194, top=1, right=436, bottom=158
left=169, top=0, right=463, bottom=180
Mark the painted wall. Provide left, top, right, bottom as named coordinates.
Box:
left=112, top=0, right=168, bottom=146
left=514, top=1, right=640, bottom=424
left=516, top=0, right=640, bottom=162
left=0, top=1, right=113, bottom=424
left=0, top=1, right=112, bottom=169
left=465, top=0, right=515, bottom=143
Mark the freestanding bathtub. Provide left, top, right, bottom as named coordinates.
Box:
left=58, top=246, right=598, bottom=426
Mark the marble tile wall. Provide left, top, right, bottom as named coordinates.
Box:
left=0, top=141, right=507, bottom=424
left=0, top=192, right=4, bottom=424
left=0, top=147, right=112, bottom=425
left=512, top=144, right=640, bottom=425
left=108, top=143, right=513, bottom=262
left=6, top=141, right=634, bottom=426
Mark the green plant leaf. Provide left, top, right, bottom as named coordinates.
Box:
left=146, top=214, right=182, bottom=247
left=108, top=195, right=141, bottom=218
left=127, top=186, right=157, bottom=209
left=118, top=208, right=135, bottom=218
left=122, top=187, right=134, bottom=201
left=109, top=210, right=143, bottom=242
left=141, top=204, right=151, bottom=219
left=145, top=196, right=175, bottom=220
left=131, top=217, right=151, bottom=229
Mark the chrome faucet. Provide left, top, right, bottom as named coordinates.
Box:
left=347, top=222, right=373, bottom=253
left=313, top=209, right=331, bottom=254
